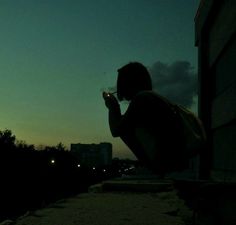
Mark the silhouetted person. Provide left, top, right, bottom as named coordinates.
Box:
left=103, top=62, right=190, bottom=176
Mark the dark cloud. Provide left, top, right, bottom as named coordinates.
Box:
left=149, top=61, right=197, bottom=108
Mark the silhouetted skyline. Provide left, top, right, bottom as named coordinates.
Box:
left=0, top=0, right=199, bottom=158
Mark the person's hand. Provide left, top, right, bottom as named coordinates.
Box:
left=102, top=92, right=120, bottom=111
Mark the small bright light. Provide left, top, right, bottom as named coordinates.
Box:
left=103, top=169, right=106, bottom=172
left=77, top=164, right=81, bottom=168
left=93, top=167, right=96, bottom=170
left=51, top=159, right=55, bottom=164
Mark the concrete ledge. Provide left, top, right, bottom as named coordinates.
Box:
left=89, top=179, right=173, bottom=193
left=13, top=191, right=193, bottom=225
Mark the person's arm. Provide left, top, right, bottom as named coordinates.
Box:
left=103, top=91, right=144, bottom=137
left=108, top=106, right=122, bottom=137
left=103, top=92, right=122, bottom=137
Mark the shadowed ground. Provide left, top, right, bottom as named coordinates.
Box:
left=10, top=179, right=193, bottom=225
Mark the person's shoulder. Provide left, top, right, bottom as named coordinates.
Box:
left=134, top=90, right=164, bottom=102
left=135, top=90, right=157, bottom=98
left=134, top=90, right=175, bottom=110
left=130, top=91, right=162, bottom=109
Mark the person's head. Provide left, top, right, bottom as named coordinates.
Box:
left=117, top=62, right=152, bottom=101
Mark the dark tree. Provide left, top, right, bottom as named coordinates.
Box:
left=0, top=129, right=16, bottom=149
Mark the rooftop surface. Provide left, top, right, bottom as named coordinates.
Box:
left=8, top=178, right=193, bottom=225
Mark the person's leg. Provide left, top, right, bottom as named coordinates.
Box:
left=119, top=111, right=188, bottom=175
left=120, top=131, right=148, bottom=164
left=120, top=128, right=167, bottom=176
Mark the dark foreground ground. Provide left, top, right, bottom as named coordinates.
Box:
left=1, top=176, right=236, bottom=225
left=1, top=178, right=193, bottom=225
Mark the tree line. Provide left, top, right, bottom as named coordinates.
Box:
left=0, top=129, right=121, bottom=221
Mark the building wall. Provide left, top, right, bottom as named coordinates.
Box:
left=70, top=142, right=112, bottom=167
left=100, top=142, right=113, bottom=166
left=195, top=0, right=236, bottom=181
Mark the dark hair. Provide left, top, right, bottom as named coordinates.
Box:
left=117, top=62, right=152, bottom=101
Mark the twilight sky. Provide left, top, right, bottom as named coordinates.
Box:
left=0, top=0, right=200, bottom=159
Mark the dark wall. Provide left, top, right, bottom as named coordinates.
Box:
left=195, top=0, right=236, bottom=181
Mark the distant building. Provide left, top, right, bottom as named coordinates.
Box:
left=195, top=0, right=236, bottom=181
left=70, top=142, right=112, bottom=167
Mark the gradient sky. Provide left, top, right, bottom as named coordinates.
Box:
left=0, top=0, right=200, bottom=159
